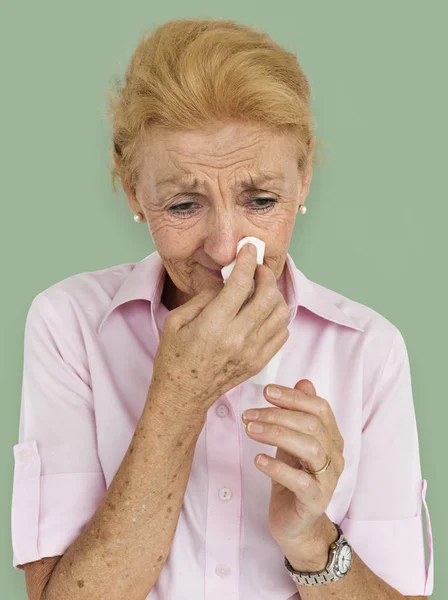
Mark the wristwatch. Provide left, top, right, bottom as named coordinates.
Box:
left=284, top=522, right=353, bottom=586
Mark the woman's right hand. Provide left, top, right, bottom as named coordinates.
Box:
left=150, top=243, right=290, bottom=416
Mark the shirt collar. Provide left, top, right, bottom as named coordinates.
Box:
left=97, top=251, right=364, bottom=334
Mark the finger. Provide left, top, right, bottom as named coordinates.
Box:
left=243, top=407, right=333, bottom=450
left=254, top=454, right=322, bottom=512
left=245, top=421, right=334, bottom=476
left=211, top=242, right=259, bottom=319
left=263, top=385, right=343, bottom=448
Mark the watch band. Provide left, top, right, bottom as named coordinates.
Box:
left=284, top=522, right=352, bottom=587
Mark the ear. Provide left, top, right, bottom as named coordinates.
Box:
left=114, top=155, right=141, bottom=215
left=298, top=136, right=315, bottom=205
left=308, top=135, right=316, bottom=156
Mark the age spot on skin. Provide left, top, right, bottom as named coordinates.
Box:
left=167, top=506, right=172, bottom=513
left=157, top=555, right=163, bottom=562
left=167, top=493, right=172, bottom=499
left=77, top=580, right=85, bottom=588
left=175, top=352, right=181, bottom=357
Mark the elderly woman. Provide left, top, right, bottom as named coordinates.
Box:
left=11, top=18, right=433, bottom=600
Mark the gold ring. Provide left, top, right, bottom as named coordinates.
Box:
left=307, top=453, right=332, bottom=475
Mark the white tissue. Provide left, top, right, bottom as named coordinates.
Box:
left=221, top=236, right=265, bottom=282
left=221, top=236, right=284, bottom=387
left=221, top=236, right=265, bottom=301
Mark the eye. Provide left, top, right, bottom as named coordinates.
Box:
left=168, top=198, right=278, bottom=218
left=250, top=198, right=277, bottom=213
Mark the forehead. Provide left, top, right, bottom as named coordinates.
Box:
left=155, top=171, right=287, bottom=193
left=138, top=123, right=298, bottom=190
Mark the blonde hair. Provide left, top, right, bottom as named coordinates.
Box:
left=105, top=18, right=325, bottom=195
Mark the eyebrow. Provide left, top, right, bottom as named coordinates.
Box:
left=155, top=172, right=286, bottom=193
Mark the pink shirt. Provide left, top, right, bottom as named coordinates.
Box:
left=11, top=250, right=434, bottom=598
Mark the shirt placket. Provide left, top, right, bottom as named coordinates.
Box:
left=205, top=385, right=242, bottom=599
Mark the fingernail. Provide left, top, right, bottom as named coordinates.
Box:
left=267, top=385, right=281, bottom=398
left=256, top=454, right=269, bottom=466
left=248, top=422, right=264, bottom=433
left=243, top=409, right=259, bottom=421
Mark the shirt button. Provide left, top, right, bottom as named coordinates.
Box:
left=215, top=564, right=231, bottom=578
left=19, top=448, right=31, bottom=464
left=216, top=404, right=229, bottom=418
left=218, top=487, right=233, bottom=501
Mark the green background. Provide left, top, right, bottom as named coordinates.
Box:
left=1, top=1, right=445, bottom=597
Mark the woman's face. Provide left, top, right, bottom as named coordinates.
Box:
left=122, top=122, right=314, bottom=308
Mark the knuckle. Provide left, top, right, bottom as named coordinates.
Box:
left=263, top=285, right=278, bottom=304
left=318, top=398, right=331, bottom=416
left=272, top=461, right=283, bottom=480
left=279, top=305, right=290, bottom=323
left=262, top=409, right=274, bottom=423
left=310, top=442, right=322, bottom=457
left=298, top=473, right=310, bottom=488
left=281, top=327, right=290, bottom=342
left=308, top=416, right=322, bottom=435
left=273, top=424, right=284, bottom=438
left=234, top=277, right=252, bottom=294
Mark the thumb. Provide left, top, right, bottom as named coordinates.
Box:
left=171, top=288, right=218, bottom=328
left=294, top=379, right=316, bottom=396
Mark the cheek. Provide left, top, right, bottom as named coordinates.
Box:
left=149, top=218, right=198, bottom=257
left=147, top=206, right=200, bottom=239
left=265, top=218, right=295, bottom=252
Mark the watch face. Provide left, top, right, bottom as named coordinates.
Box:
left=337, top=544, right=352, bottom=574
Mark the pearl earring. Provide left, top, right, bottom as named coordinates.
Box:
left=298, top=204, right=307, bottom=214
left=133, top=212, right=144, bottom=222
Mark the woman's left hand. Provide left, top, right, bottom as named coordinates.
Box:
left=242, top=379, right=345, bottom=560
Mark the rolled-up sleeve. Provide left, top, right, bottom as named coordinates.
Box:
left=340, top=329, right=434, bottom=597
left=11, top=292, right=106, bottom=569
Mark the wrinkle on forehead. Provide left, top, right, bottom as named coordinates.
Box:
left=138, top=123, right=300, bottom=199
left=155, top=171, right=287, bottom=193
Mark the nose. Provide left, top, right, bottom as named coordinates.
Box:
left=202, top=212, right=247, bottom=268
left=203, top=231, right=250, bottom=270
